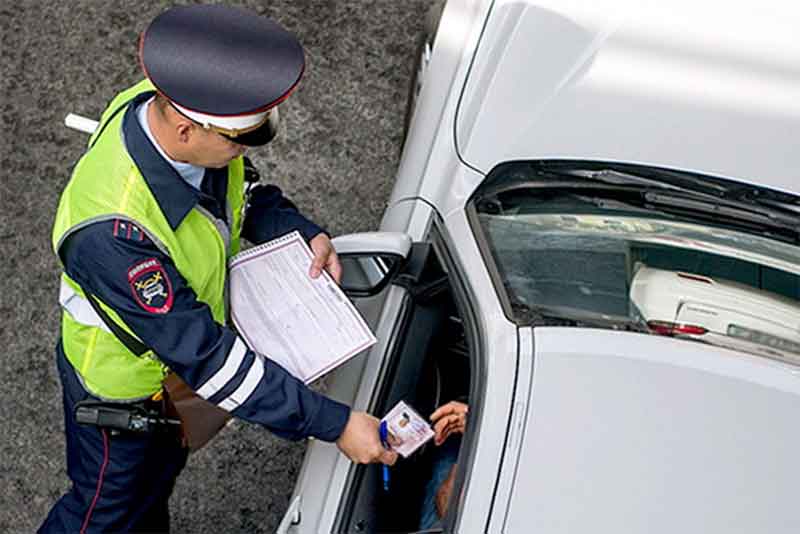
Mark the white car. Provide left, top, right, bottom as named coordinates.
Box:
left=279, top=1, right=800, bottom=533
left=630, top=265, right=800, bottom=362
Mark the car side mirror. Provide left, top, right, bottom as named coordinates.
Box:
left=332, top=232, right=413, bottom=297
left=338, top=254, right=405, bottom=297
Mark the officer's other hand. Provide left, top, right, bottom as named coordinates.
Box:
left=336, top=411, right=398, bottom=465
left=309, top=233, right=342, bottom=284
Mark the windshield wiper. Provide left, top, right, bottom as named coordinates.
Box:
left=573, top=184, right=800, bottom=233
left=538, top=162, right=732, bottom=196
left=479, top=165, right=800, bottom=243
left=643, top=191, right=800, bottom=241
left=747, top=196, right=800, bottom=216
left=564, top=169, right=696, bottom=194
left=581, top=194, right=665, bottom=215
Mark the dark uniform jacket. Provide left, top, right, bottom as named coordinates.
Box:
left=58, top=97, right=350, bottom=442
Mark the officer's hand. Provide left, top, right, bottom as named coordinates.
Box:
left=336, top=411, right=398, bottom=465
left=309, top=233, right=342, bottom=284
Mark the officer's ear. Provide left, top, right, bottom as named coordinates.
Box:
left=175, top=120, right=193, bottom=144
left=157, top=96, right=194, bottom=145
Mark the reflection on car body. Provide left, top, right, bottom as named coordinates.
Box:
left=278, top=1, right=800, bottom=533
left=631, top=264, right=800, bottom=363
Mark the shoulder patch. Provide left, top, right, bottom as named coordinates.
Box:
left=113, top=219, right=145, bottom=241
left=128, top=258, right=173, bottom=314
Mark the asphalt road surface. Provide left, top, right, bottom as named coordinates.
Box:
left=1, top=1, right=427, bottom=531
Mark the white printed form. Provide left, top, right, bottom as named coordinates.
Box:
left=228, top=231, right=377, bottom=384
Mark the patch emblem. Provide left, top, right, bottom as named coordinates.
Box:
left=128, top=258, right=173, bottom=314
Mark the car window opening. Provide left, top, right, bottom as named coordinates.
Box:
left=339, top=246, right=471, bottom=534
left=471, top=160, right=800, bottom=367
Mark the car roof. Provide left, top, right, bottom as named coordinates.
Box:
left=455, top=0, right=800, bottom=196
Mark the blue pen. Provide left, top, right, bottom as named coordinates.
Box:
left=379, top=420, right=390, bottom=492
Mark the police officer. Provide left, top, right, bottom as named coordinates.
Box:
left=41, top=5, right=396, bottom=532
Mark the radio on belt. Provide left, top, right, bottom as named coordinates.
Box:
left=75, top=400, right=181, bottom=434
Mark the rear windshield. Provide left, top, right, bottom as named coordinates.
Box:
left=471, top=161, right=800, bottom=365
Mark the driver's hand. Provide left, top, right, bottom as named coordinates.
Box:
left=309, top=233, right=342, bottom=284
left=336, top=411, right=398, bottom=465
left=430, top=401, right=469, bottom=446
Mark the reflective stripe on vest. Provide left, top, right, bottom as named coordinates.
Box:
left=58, top=278, right=110, bottom=334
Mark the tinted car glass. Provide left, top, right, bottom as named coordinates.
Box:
left=471, top=161, right=800, bottom=364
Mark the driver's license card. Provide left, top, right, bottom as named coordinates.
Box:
left=381, top=401, right=434, bottom=458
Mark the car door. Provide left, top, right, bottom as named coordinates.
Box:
left=334, top=228, right=466, bottom=534
left=275, top=230, right=417, bottom=534
left=279, top=209, right=519, bottom=534
left=333, top=203, right=522, bottom=534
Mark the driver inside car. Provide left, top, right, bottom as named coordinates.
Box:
left=419, top=400, right=469, bottom=530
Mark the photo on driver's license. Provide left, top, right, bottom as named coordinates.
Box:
left=382, top=401, right=434, bottom=457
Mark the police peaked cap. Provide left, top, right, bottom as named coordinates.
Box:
left=139, top=4, right=304, bottom=146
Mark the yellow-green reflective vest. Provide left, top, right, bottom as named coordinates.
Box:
left=52, top=79, right=245, bottom=401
